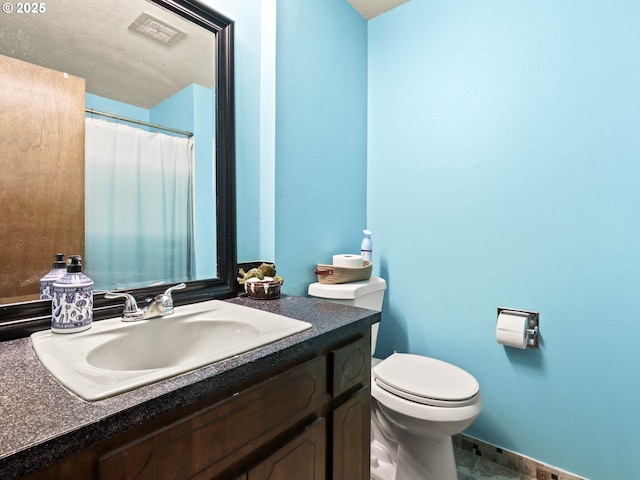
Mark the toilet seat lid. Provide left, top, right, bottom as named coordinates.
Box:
left=374, top=353, right=480, bottom=407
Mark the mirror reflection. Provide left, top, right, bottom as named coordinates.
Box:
left=0, top=0, right=219, bottom=304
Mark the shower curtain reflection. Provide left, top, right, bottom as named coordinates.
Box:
left=85, top=118, right=195, bottom=291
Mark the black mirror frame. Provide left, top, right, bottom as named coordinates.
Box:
left=0, top=0, right=237, bottom=341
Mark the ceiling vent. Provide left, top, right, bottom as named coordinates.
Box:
left=129, top=12, right=186, bottom=46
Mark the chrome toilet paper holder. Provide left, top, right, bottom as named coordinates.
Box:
left=497, top=307, right=539, bottom=349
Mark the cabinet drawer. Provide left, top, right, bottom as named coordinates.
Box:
left=99, top=356, right=328, bottom=480
left=331, top=334, right=371, bottom=398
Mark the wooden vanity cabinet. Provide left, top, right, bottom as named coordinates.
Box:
left=330, top=335, right=371, bottom=480
left=22, top=333, right=372, bottom=480
left=246, top=418, right=327, bottom=480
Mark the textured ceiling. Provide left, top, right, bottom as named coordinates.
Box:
left=0, top=0, right=410, bottom=108
left=0, top=0, right=215, bottom=109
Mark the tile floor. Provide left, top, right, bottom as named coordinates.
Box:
left=453, top=434, right=587, bottom=480
left=371, top=433, right=585, bottom=480
left=455, top=446, right=536, bottom=480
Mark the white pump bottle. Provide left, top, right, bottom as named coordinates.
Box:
left=361, top=229, right=372, bottom=263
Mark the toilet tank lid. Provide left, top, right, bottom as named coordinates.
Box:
left=308, top=276, right=387, bottom=300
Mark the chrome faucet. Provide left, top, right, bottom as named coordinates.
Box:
left=105, top=283, right=186, bottom=321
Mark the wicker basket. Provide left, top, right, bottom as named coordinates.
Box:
left=314, top=260, right=372, bottom=284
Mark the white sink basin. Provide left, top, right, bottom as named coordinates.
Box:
left=31, top=300, right=311, bottom=401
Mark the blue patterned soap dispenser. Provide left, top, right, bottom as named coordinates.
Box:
left=39, top=253, right=67, bottom=300
left=51, top=255, right=94, bottom=334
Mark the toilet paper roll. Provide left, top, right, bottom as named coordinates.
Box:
left=333, top=254, right=364, bottom=268
left=496, top=311, right=528, bottom=349
left=497, top=328, right=528, bottom=349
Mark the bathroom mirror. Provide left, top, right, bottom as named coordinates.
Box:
left=0, top=0, right=236, bottom=338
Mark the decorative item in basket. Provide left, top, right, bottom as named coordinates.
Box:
left=237, top=263, right=283, bottom=299
left=314, top=260, right=372, bottom=284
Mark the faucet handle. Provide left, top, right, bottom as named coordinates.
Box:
left=104, top=292, right=145, bottom=321
left=154, top=283, right=186, bottom=314
left=163, top=282, right=186, bottom=298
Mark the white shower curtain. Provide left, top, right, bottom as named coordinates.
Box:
left=85, top=118, right=195, bottom=291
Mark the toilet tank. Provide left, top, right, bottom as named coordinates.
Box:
left=308, top=276, right=386, bottom=355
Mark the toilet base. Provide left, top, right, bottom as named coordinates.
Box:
left=369, top=432, right=458, bottom=480
left=371, top=399, right=398, bottom=480
left=370, top=444, right=395, bottom=480
left=394, top=432, right=457, bottom=480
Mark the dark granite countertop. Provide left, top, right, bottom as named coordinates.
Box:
left=0, top=295, right=379, bottom=479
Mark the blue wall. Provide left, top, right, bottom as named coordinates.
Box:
left=86, top=93, right=149, bottom=123
left=209, top=0, right=368, bottom=287
left=368, top=1, right=640, bottom=478
left=274, top=0, right=368, bottom=293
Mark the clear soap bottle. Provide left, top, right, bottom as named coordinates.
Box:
left=40, top=253, right=67, bottom=300
left=51, top=255, right=94, bottom=334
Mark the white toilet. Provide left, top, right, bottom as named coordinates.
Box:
left=308, top=276, right=482, bottom=480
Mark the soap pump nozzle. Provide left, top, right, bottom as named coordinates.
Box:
left=52, top=253, right=66, bottom=269
left=66, top=255, right=84, bottom=273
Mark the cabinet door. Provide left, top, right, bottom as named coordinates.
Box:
left=331, top=335, right=370, bottom=398
left=248, top=418, right=326, bottom=480
left=332, top=387, right=371, bottom=480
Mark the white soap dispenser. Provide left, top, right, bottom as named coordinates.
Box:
left=361, top=229, right=372, bottom=263
left=40, top=253, right=67, bottom=300
left=51, top=255, right=94, bottom=334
